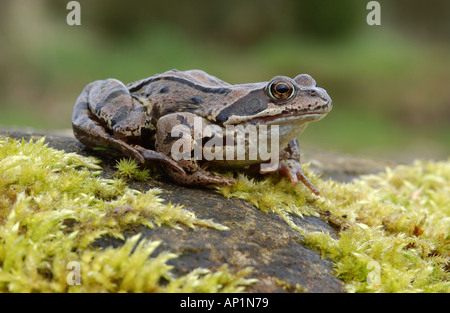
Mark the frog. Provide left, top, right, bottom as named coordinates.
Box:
left=72, top=69, right=332, bottom=195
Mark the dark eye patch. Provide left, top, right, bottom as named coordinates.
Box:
left=215, top=89, right=268, bottom=124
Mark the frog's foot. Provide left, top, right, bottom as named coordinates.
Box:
left=260, top=159, right=320, bottom=195
left=133, top=145, right=185, bottom=174
left=164, top=160, right=235, bottom=187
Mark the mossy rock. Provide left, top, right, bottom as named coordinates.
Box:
left=0, top=128, right=448, bottom=293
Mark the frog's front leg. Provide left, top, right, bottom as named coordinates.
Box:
left=260, top=138, right=320, bottom=195
left=156, top=112, right=235, bottom=186
left=72, top=79, right=184, bottom=173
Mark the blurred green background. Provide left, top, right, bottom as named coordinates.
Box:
left=0, top=0, right=449, bottom=161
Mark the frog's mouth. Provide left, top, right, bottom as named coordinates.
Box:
left=253, top=111, right=327, bottom=124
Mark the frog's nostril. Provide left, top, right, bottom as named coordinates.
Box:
left=310, top=90, right=316, bottom=97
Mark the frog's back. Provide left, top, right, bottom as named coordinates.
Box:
left=127, top=69, right=231, bottom=92
left=127, top=69, right=233, bottom=120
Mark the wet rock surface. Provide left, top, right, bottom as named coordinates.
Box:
left=0, top=127, right=393, bottom=292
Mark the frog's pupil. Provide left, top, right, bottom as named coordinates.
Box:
left=275, top=83, right=289, bottom=94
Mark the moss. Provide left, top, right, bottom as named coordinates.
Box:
left=115, top=157, right=152, bottom=181
left=218, top=173, right=318, bottom=233
left=1, top=137, right=448, bottom=293
left=275, top=279, right=309, bottom=293
left=0, top=138, right=252, bottom=292
left=217, top=161, right=449, bottom=293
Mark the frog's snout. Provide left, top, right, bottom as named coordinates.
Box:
left=322, top=89, right=333, bottom=110
left=316, top=87, right=333, bottom=110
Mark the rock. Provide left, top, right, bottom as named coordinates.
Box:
left=0, top=127, right=392, bottom=293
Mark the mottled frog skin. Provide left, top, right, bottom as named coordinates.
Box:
left=72, top=69, right=332, bottom=195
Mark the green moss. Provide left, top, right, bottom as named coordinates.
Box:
left=0, top=137, right=253, bottom=292
left=115, top=157, right=152, bottom=181
left=1, top=137, right=448, bottom=293
left=218, top=173, right=319, bottom=233
left=217, top=161, right=449, bottom=293
left=275, top=279, right=309, bottom=293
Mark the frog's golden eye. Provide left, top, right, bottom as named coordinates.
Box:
left=268, top=80, right=295, bottom=101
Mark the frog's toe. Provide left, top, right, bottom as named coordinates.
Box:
left=184, top=171, right=235, bottom=187
left=164, top=160, right=235, bottom=187
left=219, top=176, right=236, bottom=186
left=133, top=145, right=185, bottom=174
left=277, top=159, right=320, bottom=195
left=279, top=166, right=299, bottom=185
left=297, top=172, right=320, bottom=196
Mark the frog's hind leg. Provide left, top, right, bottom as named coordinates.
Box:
left=72, top=81, right=125, bottom=155
left=72, top=80, right=184, bottom=173
left=155, top=112, right=235, bottom=186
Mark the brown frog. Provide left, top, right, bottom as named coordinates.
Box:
left=72, top=69, right=332, bottom=195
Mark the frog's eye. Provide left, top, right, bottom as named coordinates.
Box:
left=268, top=80, right=295, bottom=101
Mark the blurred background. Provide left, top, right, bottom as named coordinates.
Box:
left=0, top=0, right=449, bottom=161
